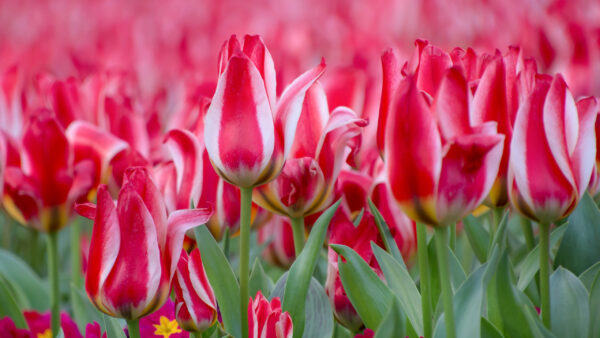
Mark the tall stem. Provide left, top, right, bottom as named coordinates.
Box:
left=435, top=226, right=455, bottom=338
left=70, top=220, right=82, bottom=288
left=47, top=231, right=60, bottom=338
left=239, top=187, right=253, bottom=338
left=539, top=223, right=551, bottom=328
left=289, top=216, right=305, bottom=257
left=416, top=223, right=432, bottom=338
left=126, top=319, right=140, bottom=338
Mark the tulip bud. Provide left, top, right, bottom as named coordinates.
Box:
left=173, top=249, right=218, bottom=333
left=248, top=292, right=293, bottom=338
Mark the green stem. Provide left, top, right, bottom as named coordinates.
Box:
left=520, top=217, right=535, bottom=250
left=539, top=223, right=551, bottom=328
left=47, top=231, right=60, bottom=338
left=449, top=223, right=456, bottom=252
left=289, top=216, right=305, bottom=257
left=222, top=228, right=230, bottom=260
left=416, top=223, right=432, bottom=338
left=126, top=319, right=140, bottom=338
left=239, top=187, right=253, bottom=338
left=71, top=220, right=82, bottom=288
left=434, top=226, right=455, bottom=338
left=191, top=331, right=202, bottom=338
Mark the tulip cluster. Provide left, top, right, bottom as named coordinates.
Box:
left=1, top=1, right=600, bottom=338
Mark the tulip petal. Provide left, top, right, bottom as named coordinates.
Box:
left=164, top=129, right=203, bottom=210
left=85, top=186, right=120, bottom=313
left=103, top=185, right=162, bottom=319
left=289, top=82, right=329, bottom=159
left=166, top=207, right=213, bottom=279
left=75, top=202, right=97, bottom=220
left=243, top=35, right=277, bottom=111
left=572, top=97, right=598, bottom=198
left=385, top=77, right=442, bottom=224
left=433, top=67, right=471, bottom=141
left=205, top=53, right=275, bottom=188
left=416, top=45, right=452, bottom=96
left=377, top=48, right=402, bottom=154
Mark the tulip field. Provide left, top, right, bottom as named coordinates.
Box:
left=1, top=0, right=600, bottom=337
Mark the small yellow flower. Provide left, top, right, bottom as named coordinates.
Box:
left=153, top=316, right=182, bottom=338
left=37, top=329, right=52, bottom=338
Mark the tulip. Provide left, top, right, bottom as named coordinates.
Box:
left=173, top=249, right=218, bottom=333
left=507, top=74, right=597, bottom=327
left=248, top=292, right=293, bottom=338
left=204, top=34, right=324, bottom=338
left=85, top=322, right=107, bottom=338
left=589, top=111, right=600, bottom=196
left=0, top=316, right=31, bottom=338
left=253, top=82, right=367, bottom=254
left=76, top=167, right=212, bottom=338
left=257, top=215, right=297, bottom=269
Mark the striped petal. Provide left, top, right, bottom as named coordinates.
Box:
left=243, top=35, right=277, bottom=111
left=84, top=185, right=120, bottom=314
left=572, top=97, right=598, bottom=199
left=385, top=76, right=442, bottom=225
left=66, top=121, right=128, bottom=186
left=288, top=82, right=329, bottom=159
left=164, top=129, right=203, bottom=210
left=204, top=52, right=275, bottom=188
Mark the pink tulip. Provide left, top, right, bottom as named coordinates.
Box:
left=173, top=249, right=218, bottom=333
left=204, top=34, right=325, bottom=188
left=384, top=68, right=504, bottom=226
left=253, top=82, right=367, bottom=218
left=76, top=167, right=212, bottom=320
left=248, top=292, right=293, bottom=338
left=508, top=74, right=597, bottom=223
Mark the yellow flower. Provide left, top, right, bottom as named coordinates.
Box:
left=153, top=316, right=182, bottom=338
left=37, top=329, right=52, bottom=338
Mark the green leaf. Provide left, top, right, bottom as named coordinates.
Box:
left=102, top=314, right=126, bottom=338
left=516, top=225, right=567, bottom=290
left=554, top=193, right=600, bottom=274
left=480, top=317, right=502, bottom=338
left=0, top=248, right=49, bottom=310
left=428, top=238, right=466, bottom=310
left=590, top=273, right=600, bottom=338
left=367, top=199, right=404, bottom=265
left=550, top=267, right=589, bottom=338
left=333, top=323, right=353, bottom=338
left=353, top=208, right=365, bottom=227
left=332, top=244, right=393, bottom=330
left=194, top=225, right=241, bottom=338
left=579, top=261, right=600, bottom=292
left=453, top=264, right=486, bottom=338
left=272, top=273, right=334, bottom=338
left=249, top=259, right=274, bottom=298
left=0, top=273, right=27, bottom=329
left=282, top=200, right=340, bottom=338
left=522, top=304, right=556, bottom=338
left=375, top=298, right=406, bottom=338
left=70, top=285, right=102, bottom=333
left=463, top=215, right=490, bottom=263
left=371, top=243, right=422, bottom=335
left=487, top=253, right=534, bottom=338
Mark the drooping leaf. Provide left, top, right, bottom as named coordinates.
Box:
left=480, top=317, right=502, bottom=338
left=249, top=259, right=274, bottom=298
left=554, top=193, right=600, bottom=274
left=453, top=264, right=486, bottom=338
left=516, top=225, right=567, bottom=290
left=0, top=248, right=49, bottom=310
left=194, top=225, right=241, bottom=338
left=102, top=314, right=126, bottom=338
left=590, top=273, right=600, bottom=338
left=368, top=199, right=404, bottom=265
left=282, top=200, right=340, bottom=338
left=463, top=215, right=490, bottom=263
left=70, top=285, right=102, bottom=333
left=549, top=268, right=589, bottom=338
left=272, top=273, right=334, bottom=338
left=371, top=243, right=422, bottom=335
left=579, top=261, right=600, bottom=292
left=488, top=210, right=509, bottom=255
left=0, top=273, right=28, bottom=329
left=332, top=244, right=393, bottom=330
left=375, top=298, right=406, bottom=338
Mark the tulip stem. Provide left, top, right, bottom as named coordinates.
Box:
left=416, top=223, right=432, bottom=338
left=449, top=223, right=456, bottom=252
left=126, top=319, right=141, bottom=338
left=435, top=226, right=455, bottom=338
left=539, top=223, right=551, bottom=328
left=289, top=216, right=305, bottom=256
left=239, top=187, right=253, bottom=338
left=47, top=231, right=60, bottom=338
left=71, top=220, right=82, bottom=288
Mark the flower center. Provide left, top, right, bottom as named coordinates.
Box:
left=37, top=329, right=52, bottom=338
left=153, top=316, right=182, bottom=338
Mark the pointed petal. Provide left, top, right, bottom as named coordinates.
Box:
left=433, top=67, right=471, bottom=141
left=166, top=207, right=213, bottom=279
left=416, top=45, right=452, bottom=96
left=243, top=35, right=277, bottom=111
left=164, top=129, right=203, bottom=210
left=385, top=77, right=442, bottom=224
left=377, top=48, right=402, bottom=154
left=75, top=202, right=97, bottom=220
left=288, top=82, right=329, bottom=159
left=572, top=97, right=598, bottom=198
left=204, top=53, right=275, bottom=188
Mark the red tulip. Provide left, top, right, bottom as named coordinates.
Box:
left=76, top=167, right=212, bottom=320
left=204, top=35, right=325, bottom=188
left=173, top=248, right=218, bottom=333
left=3, top=110, right=95, bottom=231
left=253, top=83, right=367, bottom=218
left=384, top=70, right=504, bottom=226
left=85, top=322, right=108, bottom=338
left=589, top=108, right=600, bottom=196
left=257, top=215, right=297, bottom=268
left=508, top=75, right=597, bottom=223
left=248, top=292, right=293, bottom=338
